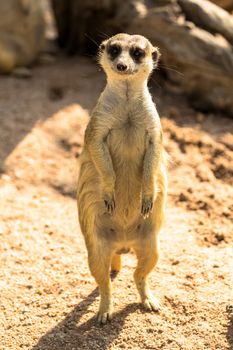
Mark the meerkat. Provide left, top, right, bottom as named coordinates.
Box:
left=77, top=33, right=167, bottom=324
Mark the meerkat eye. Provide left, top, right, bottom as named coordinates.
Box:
left=130, top=47, right=145, bottom=61
left=108, top=44, right=121, bottom=59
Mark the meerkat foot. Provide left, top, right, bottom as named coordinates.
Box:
left=103, top=192, right=115, bottom=215
left=142, top=294, right=160, bottom=312
left=141, top=195, right=153, bottom=219
left=97, top=305, right=113, bottom=324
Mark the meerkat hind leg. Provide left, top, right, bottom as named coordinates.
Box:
left=87, top=244, right=113, bottom=324
left=133, top=237, right=160, bottom=311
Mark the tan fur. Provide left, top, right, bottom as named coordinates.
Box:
left=77, top=33, right=167, bottom=323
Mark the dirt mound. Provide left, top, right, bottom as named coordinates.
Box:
left=161, top=112, right=233, bottom=246
left=4, top=105, right=88, bottom=197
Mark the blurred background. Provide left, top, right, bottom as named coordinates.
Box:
left=0, top=1, right=233, bottom=350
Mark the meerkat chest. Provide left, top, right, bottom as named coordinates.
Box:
left=107, top=109, right=150, bottom=159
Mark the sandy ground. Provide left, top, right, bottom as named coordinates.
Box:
left=0, top=55, right=233, bottom=350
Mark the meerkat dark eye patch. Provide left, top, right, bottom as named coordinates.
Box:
left=130, top=47, right=145, bottom=62
left=107, top=44, right=121, bottom=60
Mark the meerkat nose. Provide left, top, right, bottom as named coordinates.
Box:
left=117, top=63, right=127, bottom=72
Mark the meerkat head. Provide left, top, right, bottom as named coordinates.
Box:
left=98, top=33, right=160, bottom=81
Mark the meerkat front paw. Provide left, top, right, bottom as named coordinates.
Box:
left=141, top=195, right=153, bottom=219
left=103, top=192, right=115, bottom=215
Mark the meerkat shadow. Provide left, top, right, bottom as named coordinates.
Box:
left=32, top=287, right=142, bottom=350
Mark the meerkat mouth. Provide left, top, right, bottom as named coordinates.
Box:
left=112, top=67, right=138, bottom=76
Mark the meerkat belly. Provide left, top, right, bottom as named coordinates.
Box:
left=107, top=121, right=146, bottom=218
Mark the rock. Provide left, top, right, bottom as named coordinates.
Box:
left=178, top=0, right=233, bottom=45
left=210, top=0, right=233, bottom=11
left=51, top=0, right=147, bottom=54
left=215, top=233, right=225, bottom=241
left=0, top=0, right=45, bottom=73
left=178, top=192, right=188, bottom=202
left=129, top=1, right=233, bottom=116
left=12, top=67, right=32, bottom=79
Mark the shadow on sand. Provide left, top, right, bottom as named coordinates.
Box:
left=227, top=305, right=233, bottom=350
left=32, top=287, right=142, bottom=350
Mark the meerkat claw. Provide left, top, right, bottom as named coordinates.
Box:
left=141, top=196, right=153, bottom=218
left=103, top=193, right=115, bottom=215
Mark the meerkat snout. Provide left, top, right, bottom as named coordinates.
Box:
left=99, top=33, right=160, bottom=79
left=117, top=63, right=127, bottom=72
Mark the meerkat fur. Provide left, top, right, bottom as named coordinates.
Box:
left=77, top=33, right=168, bottom=324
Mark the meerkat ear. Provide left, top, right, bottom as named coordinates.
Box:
left=100, top=40, right=108, bottom=52
left=152, top=47, right=161, bottom=64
